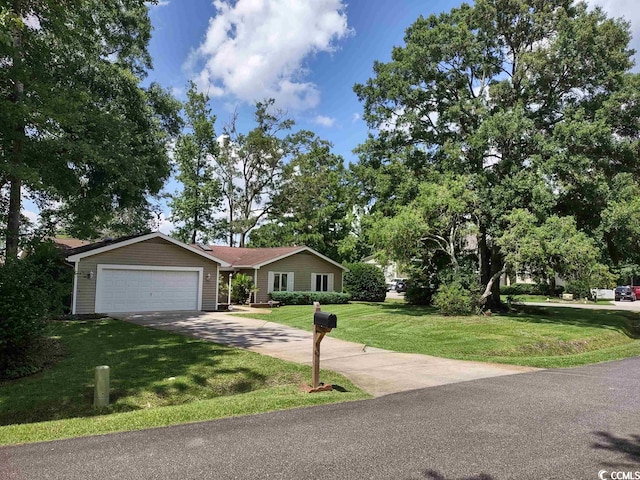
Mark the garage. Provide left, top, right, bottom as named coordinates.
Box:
left=95, top=266, right=202, bottom=313
left=65, top=233, right=228, bottom=315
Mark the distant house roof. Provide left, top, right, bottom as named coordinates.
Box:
left=198, top=245, right=348, bottom=270
left=54, top=237, right=93, bottom=250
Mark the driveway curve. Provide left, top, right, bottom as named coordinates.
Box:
left=119, top=311, right=537, bottom=397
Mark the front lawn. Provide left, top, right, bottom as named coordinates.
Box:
left=240, top=302, right=640, bottom=368
left=0, top=319, right=368, bottom=445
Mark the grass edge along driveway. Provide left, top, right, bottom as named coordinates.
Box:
left=0, top=319, right=369, bottom=446
left=238, top=302, right=640, bottom=368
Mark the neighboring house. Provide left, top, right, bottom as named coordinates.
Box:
left=362, top=255, right=407, bottom=284
left=202, top=245, right=347, bottom=305
left=62, top=232, right=347, bottom=314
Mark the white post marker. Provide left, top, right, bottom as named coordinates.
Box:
left=94, top=365, right=110, bottom=407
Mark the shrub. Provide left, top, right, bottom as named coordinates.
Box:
left=231, top=273, right=256, bottom=304
left=405, top=280, right=435, bottom=305
left=343, top=263, right=387, bottom=302
left=432, top=282, right=479, bottom=316
left=0, top=259, right=49, bottom=378
left=269, top=291, right=351, bottom=305
left=500, top=283, right=564, bottom=296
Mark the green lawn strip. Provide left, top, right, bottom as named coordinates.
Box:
left=504, top=295, right=613, bottom=305
left=0, top=319, right=368, bottom=445
left=0, top=384, right=364, bottom=446
left=238, top=302, right=640, bottom=368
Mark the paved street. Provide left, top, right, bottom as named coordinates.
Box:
left=2, top=357, right=639, bottom=480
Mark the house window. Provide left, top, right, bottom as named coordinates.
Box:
left=268, top=272, right=294, bottom=293
left=312, top=273, right=334, bottom=292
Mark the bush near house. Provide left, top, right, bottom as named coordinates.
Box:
left=500, top=283, right=564, bottom=297
left=343, top=262, right=387, bottom=302
left=231, top=273, right=255, bottom=304
left=269, top=291, right=351, bottom=305
left=432, top=282, right=479, bottom=316
left=0, top=241, right=73, bottom=380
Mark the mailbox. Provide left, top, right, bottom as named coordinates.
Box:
left=313, top=311, right=337, bottom=329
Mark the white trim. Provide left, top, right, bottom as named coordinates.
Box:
left=254, top=268, right=258, bottom=303
left=252, top=246, right=348, bottom=271
left=268, top=271, right=293, bottom=293
left=311, top=272, right=334, bottom=292
left=72, top=261, right=79, bottom=315
left=95, top=264, right=204, bottom=313
left=215, top=265, right=219, bottom=311
left=65, top=232, right=230, bottom=267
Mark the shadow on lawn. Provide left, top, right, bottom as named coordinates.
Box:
left=506, top=306, right=640, bottom=339
left=0, top=319, right=270, bottom=426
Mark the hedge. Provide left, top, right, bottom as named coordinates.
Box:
left=500, top=283, right=564, bottom=296
left=343, top=262, right=387, bottom=302
left=269, top=291, right=351, bottom=305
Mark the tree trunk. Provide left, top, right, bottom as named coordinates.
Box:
left=477, top=227, right=504, bottom=311
left=5, top=0, right=24, bottom=260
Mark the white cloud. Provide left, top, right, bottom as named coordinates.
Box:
left=313, top=115, right=336, bottom=127
left=352, top=112, right=361, bottom=123
left=585, top=0, right=640, bottom=67
left=22, top=209, right=39, bottom=226
left=189, top=0, right=352, bottom=111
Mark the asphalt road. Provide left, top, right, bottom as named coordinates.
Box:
left=2, top=358, right=640, bottom=480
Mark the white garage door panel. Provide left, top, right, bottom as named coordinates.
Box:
left=96, top=268, right=200, bottom=313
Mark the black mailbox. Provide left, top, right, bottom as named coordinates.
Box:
left=314, top=311, right=337, bottom=329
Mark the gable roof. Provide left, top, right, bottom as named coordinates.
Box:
left=199, top=245, right=348, bottom=271
left=64, top=232, right=230, bottom=266
left=54, top=237, right=93, bottom=250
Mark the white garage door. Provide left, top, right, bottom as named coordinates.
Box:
left=96, top=267, right=201, bottom=313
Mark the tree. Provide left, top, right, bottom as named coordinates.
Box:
left=248, top=137, right=352, bottom=261
left=1, top=1, right=181, bottom=257
left=498, top=209, right=615, bottom=298
left=215, top=100, right=300, bottom=247
left=169, top=82, right=223, bottom=244
left=353, top=0, right=637, bottom=308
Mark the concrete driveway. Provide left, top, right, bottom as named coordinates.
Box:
left=119, top=311, right=536, bottom=397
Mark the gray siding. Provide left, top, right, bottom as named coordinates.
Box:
left=256, top=252, right=344, bottom=303
left=74, top=237, right=219, bottom=314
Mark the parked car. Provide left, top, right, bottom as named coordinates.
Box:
left=387, top=278, right=406, bottom=292
left=395, top=279, right=407, bottom=293
left=614, top=286, right=636, bottom=302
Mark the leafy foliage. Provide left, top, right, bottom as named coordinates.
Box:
left=231, top=273, right=255, bottom=305
left=249, top=137, right=352, bottom=262
left=269, top=291, right=351, bottom=305
left=343, top=263, right=386, bottom=302
left=0, top=240, right=74, bottom=378
left=1, top=1, right=181, bottom=256
left=169, top=82, right=223, bottom=244
left=352, top=0, right=639, bottom=309
left=432, top=282, right=479, bottom=316
left=500, top=283, right=564, bottom=297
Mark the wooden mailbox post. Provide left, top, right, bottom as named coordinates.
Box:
left=310, top=302, right=336, bottom=392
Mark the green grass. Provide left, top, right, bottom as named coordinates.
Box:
left=240, top=302, right=640, bottom=368
left=504, top=294, right=613, bottom=305
left=0, top=319, right=368, bottom=445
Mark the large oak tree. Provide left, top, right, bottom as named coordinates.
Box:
left=353, top=0, right=639, bottom=307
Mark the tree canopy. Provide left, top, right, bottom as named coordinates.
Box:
left=353, top=0, right=639, bottom=306
left=1, top=0, right=181, bottom=257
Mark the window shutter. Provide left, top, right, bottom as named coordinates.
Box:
left=311, top=273, right=316, bottom=292
left=268, top=271, right=274, bottom=293
left=328, top=273, right=334, bottom=292
left=288, top=272, right=294, bottom=291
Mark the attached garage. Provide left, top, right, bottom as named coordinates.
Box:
left=66, top=233, right=228, bottom=314
left=95, top=266, right=202, bottom=313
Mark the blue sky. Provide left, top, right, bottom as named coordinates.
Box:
left=22, top=0, right=640, bottom=233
